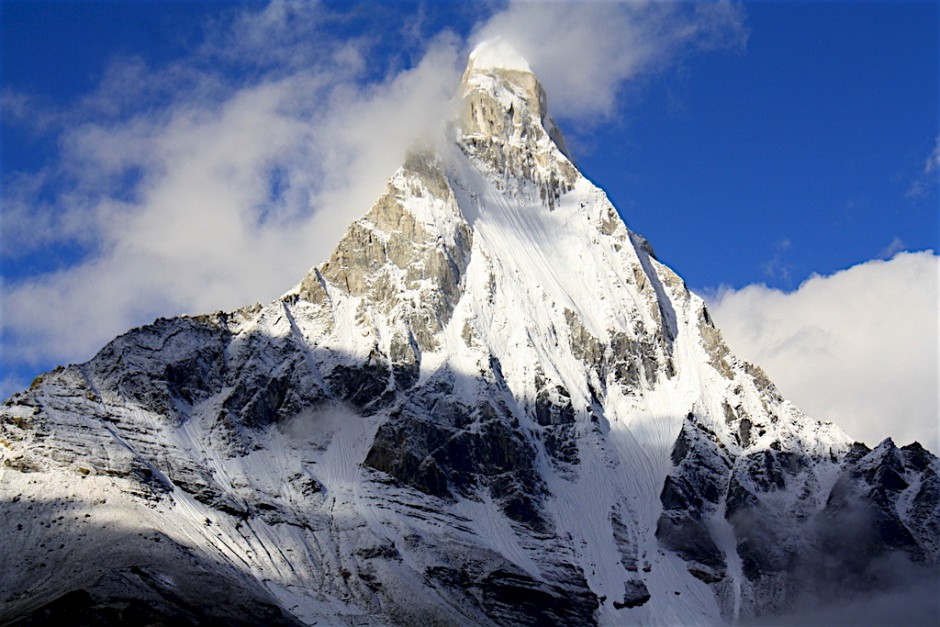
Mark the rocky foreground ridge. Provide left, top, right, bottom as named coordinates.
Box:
left=2, top=39, right=938, bottom=626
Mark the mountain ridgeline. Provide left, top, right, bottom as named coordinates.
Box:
left=2, top=39, right=937, bottom=626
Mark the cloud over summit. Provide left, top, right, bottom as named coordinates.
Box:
left=473, top=1, right=746, bottom=122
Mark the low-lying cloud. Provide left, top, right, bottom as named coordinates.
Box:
left=706, top=251, right=939, bottom=450
left=737, top=488, right=940, bottom=626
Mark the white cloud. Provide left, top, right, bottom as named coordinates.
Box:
left=472, top=1, right=746, bottom=122
left=705, top=251, right=939, bottom=451
left=1, top=6, right=462, bottom=369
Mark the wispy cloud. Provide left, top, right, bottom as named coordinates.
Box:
left=878, top=236, right=907, bottom=259
left=905, top=180, right=929, bottom=199
left=1, top=2, right=463, bottom=369
left=760, top=237, right=798, bottom=284
left=905, top=135, right=940, bottom=199
left=926, top=136, right=940, bottom=175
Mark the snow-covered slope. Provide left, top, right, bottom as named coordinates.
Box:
left=2, top=39, right=938, bottom=626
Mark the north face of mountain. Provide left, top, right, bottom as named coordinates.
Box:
left=2, top=38, right=937, bottom=626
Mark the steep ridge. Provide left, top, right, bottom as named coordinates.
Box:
left=2, top=39, right=937, bottom=625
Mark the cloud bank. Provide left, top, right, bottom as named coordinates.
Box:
left=706, top=251, right=939, bottom=450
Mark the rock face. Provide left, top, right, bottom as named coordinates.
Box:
left=2, top=39, right=937, bottom=626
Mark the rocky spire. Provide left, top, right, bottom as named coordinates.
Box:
left=457, top=38, right=576, bottom=204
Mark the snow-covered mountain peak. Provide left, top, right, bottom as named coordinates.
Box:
left=2, top=39, right=937, bottom=627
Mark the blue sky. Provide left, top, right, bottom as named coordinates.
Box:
left=1, top=1, right=937, bottom=447
left=583, top=1, right=938, bottom=289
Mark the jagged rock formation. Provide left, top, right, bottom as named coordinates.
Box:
left=2, top=38, right=937, bottom=626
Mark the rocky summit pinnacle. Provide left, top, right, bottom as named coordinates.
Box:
left=459, top=38, right=575, bottom=174
left=2, top=44, right=937, bottom=627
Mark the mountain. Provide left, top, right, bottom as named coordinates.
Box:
left=2, top=39, right=937, bottom=626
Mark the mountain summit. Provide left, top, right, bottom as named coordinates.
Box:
left=2, top=40, right=937, bottom=626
